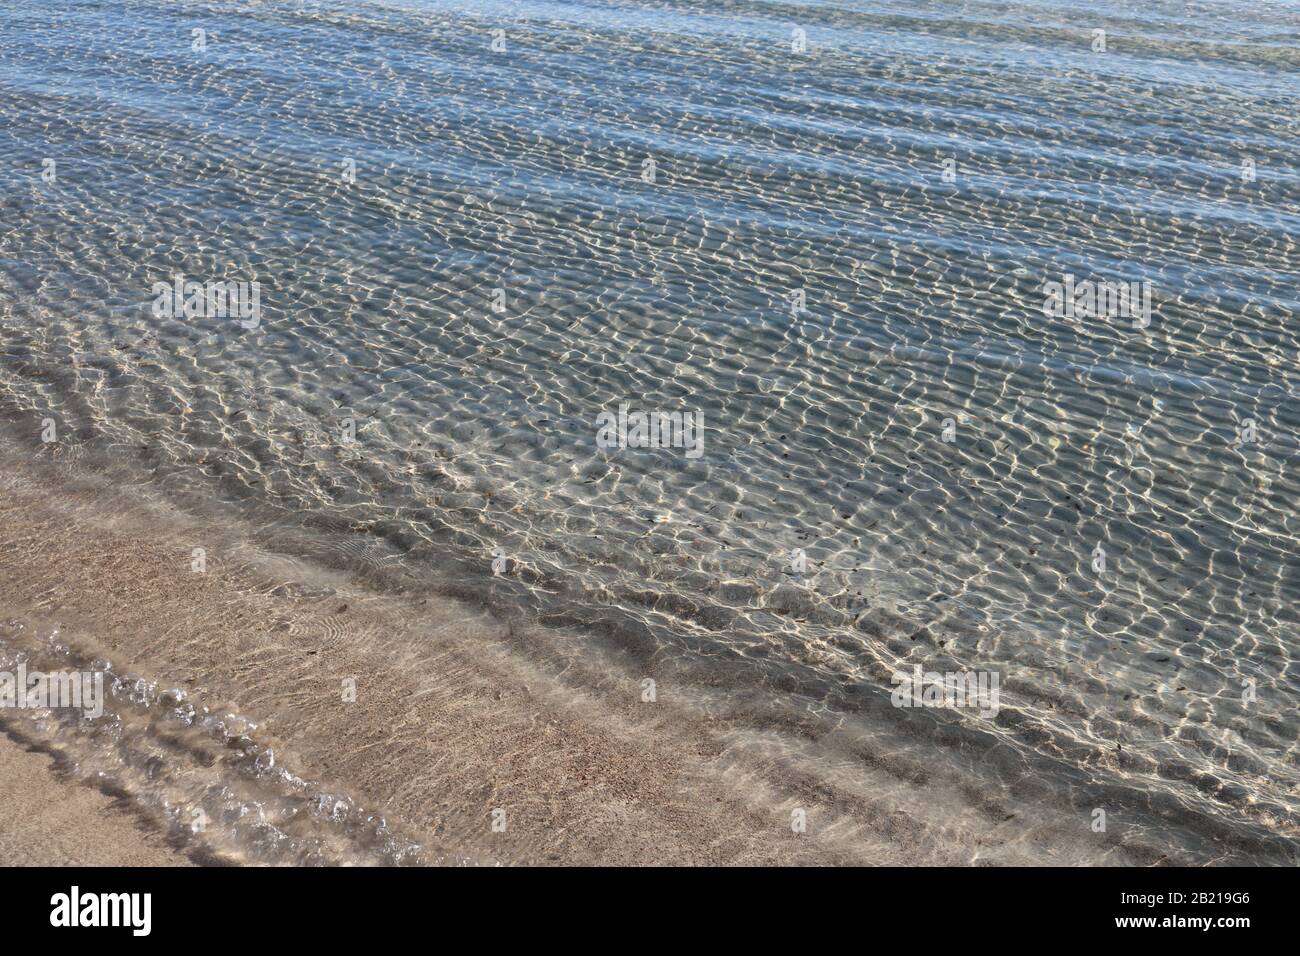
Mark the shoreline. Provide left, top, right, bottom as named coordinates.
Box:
left=0, top=446, right=891, bottom=865
left=0, top=728, right=192, bottom=867
left=2, top=0, right=1296, bottom=874
left=0, top=437, right=1132, bottom=866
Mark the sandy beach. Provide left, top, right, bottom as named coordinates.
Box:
left=1, top=442, right=1141, bottom=866
left=0, top=447, right=906, bottom=866
left=0, top=731, right=191, bottom=866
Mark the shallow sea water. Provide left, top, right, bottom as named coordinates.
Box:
left=1, top=0, right=1298, bottom=863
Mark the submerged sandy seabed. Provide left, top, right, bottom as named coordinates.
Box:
left=0, top=437, right=1154, bottom=867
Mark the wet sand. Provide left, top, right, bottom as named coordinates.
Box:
left=0, top=731, right=190, bottom=866
left=0, top=450, right=880, bottom=865
left=0, top=444, right=1119, bottom=866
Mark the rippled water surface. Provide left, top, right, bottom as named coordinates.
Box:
left=1, top=0, right=1298, bottom=863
